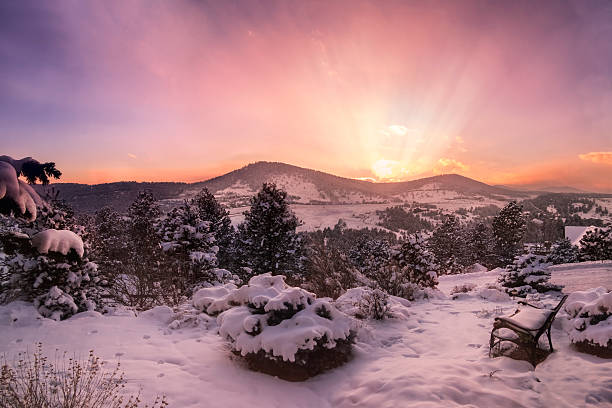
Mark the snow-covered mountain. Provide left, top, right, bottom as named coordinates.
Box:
left=38, top=161, right=528, bottom=213
left=175, top=161, right=527, bottom=208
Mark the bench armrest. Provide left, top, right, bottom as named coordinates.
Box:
left=517, top=301, right=542, bottom=309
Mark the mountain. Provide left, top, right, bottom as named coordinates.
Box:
left=494, top=183, right=589, bottom=194
left=38, top=161, right=528, bottom=213
left=177, top=161, right=527, bottom=207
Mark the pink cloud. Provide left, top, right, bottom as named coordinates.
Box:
left=578, top=152, right=612, bottom=165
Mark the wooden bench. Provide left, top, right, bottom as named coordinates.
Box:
left=489, top=295, right=568, bottom=364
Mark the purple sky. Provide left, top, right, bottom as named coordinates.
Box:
left=1, top=0, right=611, bottom=191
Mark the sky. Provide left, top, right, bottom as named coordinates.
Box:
left=1, top=0, right=611, bottom=191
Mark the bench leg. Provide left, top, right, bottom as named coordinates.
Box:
left=547, top=327, right=553, bottom=352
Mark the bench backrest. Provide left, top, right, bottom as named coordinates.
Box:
left=535, top=295, right=568, bottom=337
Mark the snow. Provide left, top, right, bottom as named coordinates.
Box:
left=31, top=229, right=85, bottom=258
left=2, top=267, right=612, bottom=407
left=549, top=261, right=612, bottom=292
left=0, top=161, right=42, bottom=221
left=502, top=308, right=552, bottom=331
left=563, top=287, right=612, bottom=347
left=210, top=274, right=355, bottom=362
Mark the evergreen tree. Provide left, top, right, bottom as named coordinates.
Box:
left=1, top=159, right=105, bottom=319
left=547, top=238, right=579, bottom=264
left=428, top=215, right=466, bottom=274
left=235, top=183, right=303, bottom=279
left=579, top=227, right=612, bottom=261
left=158, top=200, right=235, bottom=293
left=192, top=188, right=234, bottom=270
left=303, top=237, right=365, bottom=298
left=466, top=221, right=494, bottom=267
left=498, top=253, right=562, bottom=297
left=348, top=238, right=391, bottom=274
left=90, top=207, right=129, bottom=277
left=387, top=234, right=439, bottom=289
left=492, top=201, right=526, bottom=267
left=116, top=191, right=168, bottom=309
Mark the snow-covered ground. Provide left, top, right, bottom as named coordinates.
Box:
left=1, top=267, right=610, bottom=408
left=227, top=203, right=393, bottom=232
left=549, top=261, right=612, bottom=292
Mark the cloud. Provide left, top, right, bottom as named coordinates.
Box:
left=433, top=158, right=469, bottom=175
left=578, top=152, right=612, bottom=165
left=127, top=153, right=137, bottom=159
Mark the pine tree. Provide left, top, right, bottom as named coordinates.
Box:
left=547, top=238, right=578, bottom=264
left=579, top=227, right=612, bottom=261
left=1, top=159, right=105, bottom=319
left=366, top=234, right=438, bottom=300
left=117, top=191, right=167, bottom=308
left=498, top=253, right=562, bottom=297
left=158, top=200, right=235, bottom=292
left=90, top=207, right=129, bottom=277
left=191, top=188, right=234, bottom=270
left=466, top=221, right=494, bottom=267
left=492, top=201, right=526, bottom=267
left=303, top=237, right=366, bottom=298
left=428, top=215, right=466, bottom=274
left=348, top=238, right=391, bottom=274
left=235, top=183, right=303, bottom=279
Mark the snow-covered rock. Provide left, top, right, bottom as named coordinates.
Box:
left=31, top=229, right=85, bottom=257
left=203, top=273, right=356, bottom=364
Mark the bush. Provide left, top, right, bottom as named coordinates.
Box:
left=358, top=288, right=391, bottom=320
left=450, top=283, right=477, bottom=296
left=498, top=253, right=563, bottom=297
left=564, top=288, right=612, bottom=358
left=1, top=227, right=105, bottom=320
left=0, top=344, right=167, bottom=408
left=196, top=273, right=356, bottom=381
left=546, top=238, right=578, bottom=265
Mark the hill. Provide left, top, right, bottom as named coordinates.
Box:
left=38, top=161, right=528, bottom=213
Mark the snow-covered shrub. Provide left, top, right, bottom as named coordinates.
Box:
left=564, top=287, right=612, bottom=358
left=498, top=253, right=563, bottom=297
left=334, top=287, right=412, bottom=320
left=0, top=343, right=167, bottom=407
left=546, top=238, right=579, bottom=265
left=198, top=273, right=356, bottom=381
left=3, top=228, right=103, bottom=320
left=357, top=288, right=391, bottom=320
left=579, top=227, right=612, bottom=262
left=450, top=283, right=477, bottom=296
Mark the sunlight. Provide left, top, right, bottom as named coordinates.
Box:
left=371, top=158, right=405, bottom=181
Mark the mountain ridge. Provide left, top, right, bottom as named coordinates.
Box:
left=37, top=161, right=530, bottom=212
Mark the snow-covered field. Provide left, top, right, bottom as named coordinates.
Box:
left=1, top=266, right=610, bottom=407
left=227, top=203, right=393, bottom=232
left=550, top=261, right=612, bottom=293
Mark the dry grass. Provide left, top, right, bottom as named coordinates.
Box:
left=0, top=343, right=168, bottom=408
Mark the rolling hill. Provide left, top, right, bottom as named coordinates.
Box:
left=37, top=161, right=529, bottom=213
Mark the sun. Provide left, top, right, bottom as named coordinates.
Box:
left=372, top=159, right=401, bottom=180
